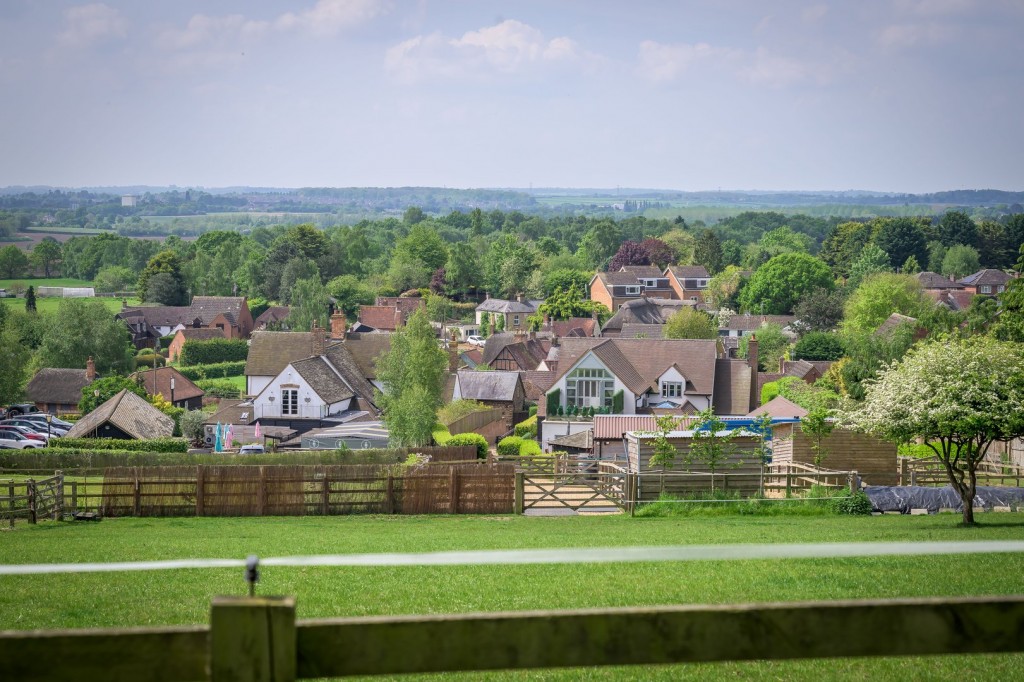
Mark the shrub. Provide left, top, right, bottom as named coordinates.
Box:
left=179, top=338, right=250, bottom=366
left=497, top=436, right=524, bottom=457
left=519, top=439, right=542, bottom=457
left=546, top=389, right=560, bottom=417
left=831, top=491, right=873, bottom=515
left=514, top=415, right=537, bottom=438
left=528, top=404, right=537, bottom=417
left=432, top=423, right=452, bottom=445
left=133, top=353, right=165, bottom=368
left=176, top=361, right=246, bottom=381
left=437, top=399, right=489, bottom=426
left=446, top=433, right=488, bottom=459
left=47, top=437, right=189, bottom=453
left=195, top=378, right=242, bottom=399
left=612, top=390, right=624, bottom=413
left=179, top=410, right=207, bottom=444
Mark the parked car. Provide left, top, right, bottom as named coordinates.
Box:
left=21, top=414, right=74, bottom=430
left=0, top=423, right=50, bottom=442
left=4, top=404, right=39, bottom=417
left=0, top=428, right=43, bottom=449
left=467, top=335, right=486, bottom=347
left=239, top=444, right=265, bottom=454
left=1, top=418, right=67, bottom=437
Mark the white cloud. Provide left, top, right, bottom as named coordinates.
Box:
left=638, top=40, right=835, bottom=88
left=386, top=19, right=588, bottom=81
left=275, top=0, right=385, bottom=37
left=157, top=14, right=269, bottom=51
left=740, top=48, right=828, bottom=88
left=637, top=40, right=737, bottom=82
left=875, top=22, right=954, bottom=48
left=57, top=3, right=128, bottom=48
left=801, top=4, right=829, bottom=23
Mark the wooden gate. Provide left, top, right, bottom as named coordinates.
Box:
left=518, top=462, right=629, bottom=513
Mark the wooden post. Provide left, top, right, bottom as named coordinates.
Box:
left=514, top=472, right=524, bottom=514
left=257, top=467, right=266, bottom=516
left=449, top=468, right=459, bottom=514
left=848, top=471, right=858, bottom=495
left=321, top=474, right=330, bottom=516
left=385, top=474, right=395, bottom=515
left=910, top=469, right=917, bottom=486
left=209, top=596, right=296, bottom=682
left=133, top=476, right=141, bottom=517
left=899, top=457, right=909, bottom=486
left=196, top=465, right=206, bottom=517
left=55, top=470, right=64, bottom=520
left=785, top=471, right=792, bottom=499
left=7, top=480, right=14, bottom=529
left=27, top=479, right=36, bottom=524
left=70, top=481, right=78, bottom=513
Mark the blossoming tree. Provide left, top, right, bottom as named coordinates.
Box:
left=845, top=336, right=1024, bottom=524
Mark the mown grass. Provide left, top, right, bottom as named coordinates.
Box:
left=0, top=295, right=139, bottom=314
left=0, top=277, right=95, bottom=288
left=2, top=515, right=1023, bottom=680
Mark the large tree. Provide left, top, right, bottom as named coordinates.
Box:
left=841, top=273, right=929, bottom=336
left=375, top=308, right=449, bottom=447
left=873, top=217, right=928, bottom=271
left=29, top=238, right=62, bottom=277
left=692, top=230, right=723, bottom=275
left=0, top=306, right=31, bottom=405
left=663, top=308, right=717, bottom=339
left=739, top=252, right=834, bottom=315
left=137, top=250, right=188, bottom=305
left=37, top=299, right=134, bottom=374
left=844, top=243, right=890, bottom=291
left=845, top=337, right=1024, bottom=525
left=0, top=245, right=29, bottom=279
left=286, top=276, right=331, bottom=331
left=938, top=210, right=978, bottom=248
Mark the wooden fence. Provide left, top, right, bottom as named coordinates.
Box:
left=1, top=473, right=64, bottom=527
left=90, top=463, right=514, bottom=517
left=898, top=457, right=1024, bottom=487
left=2, top=594, right=1023, bottom=681
left=444, top=408, right=502, bottom=436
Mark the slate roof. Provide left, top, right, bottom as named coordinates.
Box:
left=476, top=298, right=537, bottom=314
left=748, top=395, right=808, bottom=419
left=553, top=338, right=719, bottom=398
left=190, top=296, right=245, bottom=325
left=548, top=429, right=594, bottom=451
left=254, top=306, right=290, bottom=328
left=291, top=356, right=356, bottom=405
left=959, top=269, right=1013, bottom=287
left=66, top=389, right=175, bottom=440
left=666, top=265, right=710, bottom=279
left=245, top=331, right=316, bottom=377
left=712, top=359, right=753, bottom=416
left=456, top=370, right=523, bottom=402
left=131, top=367, right=205, bottom=402
left=917, top=271, right=965, bottom=290
left=26, top=368, right=94, bottom=406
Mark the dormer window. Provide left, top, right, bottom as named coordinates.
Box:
left=661, top=381, right=683, bottom=398
left=641, top=279, right=659, bottom=288
left=625, top=286, right=641, bottom=295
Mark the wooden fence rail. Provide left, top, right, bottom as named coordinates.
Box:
left=2, top=595, right=1023, bottom=681
left=1, top=474, right=64, bottom=527
left=898, top=457, right=1024, bottom=488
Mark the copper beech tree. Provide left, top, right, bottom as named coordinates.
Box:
left=846, top=336, right=1024, bottom=524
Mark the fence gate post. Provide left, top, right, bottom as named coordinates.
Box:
left=27, top=479, right=36, bottom=524
left=209, top=596, right=296, bottom=682
left=514, top=471, right=524, bottom=514
left=196, top=465, right=206, bottom=517
left=449, top=468, right=459, bottom=514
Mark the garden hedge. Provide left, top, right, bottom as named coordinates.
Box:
left=48, top=437, right=189, bottom=452
left=176, top=361, right=246, bottom=380
left=179, top=338, right=250, bottom=366
left=446, top=433, right=488, bottom=459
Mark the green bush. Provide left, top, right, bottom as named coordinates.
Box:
left=612, top=390, right=624, bottom=414
left=133, top=354, right=166, bottom=368
left=830, top=491, right=873, bottom=515
left=177, top=361, right=246, bottom=381
left=519, top=439, right=542, bottom=457
left=514, top=415, right=538, bottom=438
left=497, top=436, right=524, bottom=457
left=446, top=433, right=488, bottom=459
left=437, top=399, right=489, bottom=426
left=432, top=423, right=452, bottom=445
left=47, top=437, right=189, bottom=452
left=528, top=404, right=537, bottom=417
left=195, top=378, right=242, bottom=399
left=179, top=338, right=250, bottom=366
left=546, top=389, right=560, bottom=417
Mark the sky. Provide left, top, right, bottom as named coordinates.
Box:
left=1, top=0, right=1022, bottom=193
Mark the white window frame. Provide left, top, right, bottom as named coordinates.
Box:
left=513, top=315, right=520, bottom=326
left=625, top=285, right=641, bottom=295
left=661, top=381, right=683, bottom=398
left=981, top=285, right=992, bottom=294
left=282, top=388, right=298, bottom=416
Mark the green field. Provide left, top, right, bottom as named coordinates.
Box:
left=0, top=295, right=139, bottom=314
left=2, top=514, right=1023, bottom=680
left=0, top=277, right=95, bottom=289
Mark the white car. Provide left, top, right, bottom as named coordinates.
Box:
left=0, top=428, right=44, bottom=449
left=239, top=444, right=265, bottom=454
left=467, top=335, right=486, bottom=347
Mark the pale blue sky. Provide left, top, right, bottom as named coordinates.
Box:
left=1, top=0, right=1022, bottom=192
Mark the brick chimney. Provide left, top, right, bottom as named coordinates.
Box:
left=394, top=308, right=403, bottom=330
left=747, top=333, right=759, bottom=412
left=330, top=311, right=347, bottom=340
left=86, top=356, right=96, bottom=381
left=516, top=293, right=524, bottom=303
left=311, top=321, right=326, bottom=356
left=489, top=317, right=496, bottom=336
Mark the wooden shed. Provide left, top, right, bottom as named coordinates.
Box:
left=770, top=423, right=898, bottom=485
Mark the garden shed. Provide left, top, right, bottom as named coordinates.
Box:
left=769, top=423, right=898, bottom=485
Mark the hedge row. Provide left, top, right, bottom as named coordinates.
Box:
left=47, top=437, right=189, bottom=452
left=176, top=361, right=246, bottom=380
left=514, top=415, right=537, bottom=439
left=180, top=339, right=250, bottom=366
left=432, top=423, right=452, bottom=445
left=446, top=433, right=488, bottom=459
left=195, top=378, right=243, bottom=399
left=497, top=436, right=543, bottom=457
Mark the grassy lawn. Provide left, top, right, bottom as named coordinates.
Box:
left=0, top=277, right=95, bottom=288
left=2, top=514, right=1023, bottom=680
left=1, top=295, right=139, bottom=314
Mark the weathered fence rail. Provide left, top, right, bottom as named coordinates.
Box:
left=2, top=595, right=1023, bottom=681
left=899, top=457, right=1024, bottom=487
left=1, top=473, right=64, bottom=527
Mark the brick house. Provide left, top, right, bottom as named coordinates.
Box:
left=589, top=266, right=676, bottom=312
left=664, top=265, right=711, bottom=302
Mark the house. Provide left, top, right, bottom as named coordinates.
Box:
left=452, top=370, right=527, bottom=430
left=779, top=359, right=835, bottom=385
left=475, top=296, right=539, bottom=333
left=254, top=306, right=291, bottom=331
left=130, top=366, right=205, bottom=411
left=601, top=297, right=698, bottom=337
left=718, top=313, right=798, bottom=339
left=357, top=305, right=408, bottom=332
left=187, top=296, right=254, bottom=338
left=167, top=327, right=227, bottom=363
left=747, top=395, right=808, bottom=419
left=917, top=271, right=966, bottom=293
left=481, top=332, right=550, bottom=371
left=664, top=265, right=710, bottom=302
left=25, top=357, right=98, bottom=414
left=589, top=266, right=676, bottom=312
left=118, top=296, right=255, bottom=347
left=64, top=389, right=175, bottom=440
left=375, top=296, right=426, bottom=315
left=958, top=269, right=1014, bottom=296
left=549, top=317, right=598, bottom=338
left=542, top=337, right=758, bottom=419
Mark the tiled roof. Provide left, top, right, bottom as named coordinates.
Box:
left=593, top=415, right=660, bottom=440
left=118, top=305, right=194, bottom=328
left=917, top=271, right=964, bottom=290
left=959, top=269, right=1014, bottom=287
left=723, top=314, right=797, bottom=331
left=594, top=271, right=645, bottom=286
left=748, top=395, right=808, bottom=419
left=482, top=333, right=549, bottom=367
left=358, top=305, right=402, bottom=331
left=245, top=331, right=316, bottom=377
left=666, top=265, right=710, bottom=279
left=375, top=297, right=426, bottom=314
left=175, top=328, right=226, bottom=342
left=342, top=333, right=391, bottom=380
left=619, top=265, right=663, bottom=278
left=875, top=313, right=917, bottom=337
left=520, top=370, right=556, bottom=401
left=291, top=356, right=355, bottom=405
left=322, top=343, right=380, bottom=412
left=783, top=360, right=817, bottom=380
left=26, top=368, right=93, bottom=406
left=190, top=296, right=245, bottom=325
left=935, top=290, right=975, bottom=311
left=130, top=367, right=205, bottom=402
left=712, top=359, right=752, bottom=416
left=548, top=429, right=594, bottom=450
left=254, top=306, right=291, bottom=327
left=550, top=318, right=597, bottom=338
left=476, top=298, right=537, bottom=314
left=456, top=370, right=522, bottom=402
left=66, top=389, right=175, bottom=440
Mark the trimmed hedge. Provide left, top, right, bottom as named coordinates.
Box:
left=519, top=440, right=542, bottom=457
left=497, top=436, right=524, bottom=457
left=179, top=338, right=250, bottom=366
left=612, top=390, right=624, bottom=413
left=446, top=433, right=488, bottom=459
left=546, top=388, right=560, bottom=417
left=514, top=415, right=538, bottom=439
left=177, top=361, right=246, bottom=381
left=432, top=423, right=452, bottom=445
left=48, top=437, right=188, bottom=453
left=195, top=378, right=243, bottom=399
left=133, top=354, right=166, bottom=368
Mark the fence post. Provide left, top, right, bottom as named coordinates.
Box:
left=257, top=466, right=266, bottom=516
left=321, top=473, right=330, bottom=516
left=848, top=471, right=858, bottom=495
left=209, top=596, right=296, bottom=682
left=449, top=468, right=459, bottom=514
left=54, top=470, right=64, bottom=520
left=196, top=465, right=206, bottom=517
left=899, top=458, right=909, bottom=486
left=386, top=474, right=395, bottom=514
left=7, top=480, right=14, bottom=528
left=785, top=471, right=792, bottom=499
left=69, top=481, right=78, bottom=513
left=910, top=469, right=917, bottom=487
left=133, top=476, right=142, bottom=517
left=27, top=479, right=36, bottom=524
left=514, top=472, right=524, bottom=514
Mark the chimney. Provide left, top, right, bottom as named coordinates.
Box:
left=448, top=330, right=458, bottom=373
left=330, top=311, right=347, bottom=340
left=311, top=320, right=326, bottom=356
left=394, top=308, right=403, bottom=330
left=552, top=334, right=560, bottom=347
left=747, top=334, right=759, bottom=412
left=516, top=293, right=524, bottom=303
left=86, top=356, right=96, bottom=381
left=592, top=309, right=602, bottom=338
left=489, top=318, right=495, bottom=336
left=529, top=329, right=536, bottom=341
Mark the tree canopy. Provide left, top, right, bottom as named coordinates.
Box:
left=739, top=252, right=835, bottom=315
